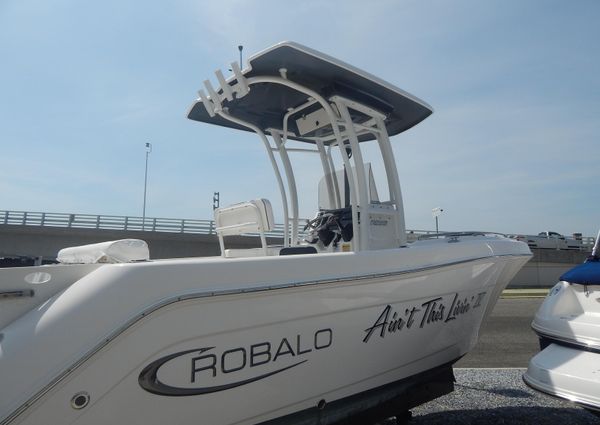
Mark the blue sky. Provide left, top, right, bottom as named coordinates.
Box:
left=1, top=0, right=598, bottom=236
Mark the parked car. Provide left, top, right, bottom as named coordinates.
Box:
left=510, top=231, right=583, bottom=250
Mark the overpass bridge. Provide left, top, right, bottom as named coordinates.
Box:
left=0, top=210, right=288, bottom=261
left=0, top=209, right=593, bottom=288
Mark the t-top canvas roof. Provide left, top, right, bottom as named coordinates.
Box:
left=187, top=42, right=433, bottom=143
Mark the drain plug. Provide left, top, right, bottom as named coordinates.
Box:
left=71, top=392, right=90, bottom=410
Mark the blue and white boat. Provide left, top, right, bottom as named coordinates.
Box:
left=524, top=230, right=600, bottom=416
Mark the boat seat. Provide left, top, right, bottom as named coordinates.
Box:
left=214, top=199, right=275, bottom=257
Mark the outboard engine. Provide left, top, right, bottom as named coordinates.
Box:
left=305, top=207, right=353, bottom=248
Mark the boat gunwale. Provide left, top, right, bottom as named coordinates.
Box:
left=531, top=327, right=600, bottom=353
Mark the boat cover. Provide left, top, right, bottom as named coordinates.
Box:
left=187, top=42, right=433, bottom=143
left=57, top=239, right=150, bottom=264
left=560, top=259, right=600, bottom=285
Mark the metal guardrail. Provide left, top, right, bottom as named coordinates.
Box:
left=0, top=210, right=595, bottom=248
left=0, top=210, right=295, bottom=239
left=1, top=210, right=214, bottom=234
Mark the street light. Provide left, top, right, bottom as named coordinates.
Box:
left=143, top=142, right=152, bottom=230
left=432, top=207, right=444, bottom=236
left=228, top=46, right=244, bottom=72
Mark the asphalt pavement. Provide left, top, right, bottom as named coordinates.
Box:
left=456, top=298, right=544, bottom=368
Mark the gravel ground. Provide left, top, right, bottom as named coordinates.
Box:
left=404, top=368, right=599, bottom=424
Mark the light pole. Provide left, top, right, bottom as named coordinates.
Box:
left=432, top=207, right=443, bottom=236
left=143, top=142, right=152, bottom=230
left=238, top=45, right=243, bottom=67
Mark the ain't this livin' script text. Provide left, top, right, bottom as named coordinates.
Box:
left=363, top=291, right=486, bottom=343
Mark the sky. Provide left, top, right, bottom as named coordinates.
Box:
left=0, top=0, right=598, bottom=236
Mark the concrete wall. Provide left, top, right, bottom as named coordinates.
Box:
left=510, top=262, right=574, bottom=288
left=0, top=224, right=277, bottom=260
left=508, top=248, right=589, bottom=288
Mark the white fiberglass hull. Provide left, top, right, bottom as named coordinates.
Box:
left=524, top=344, right=600, bottom=412
left=531, top=281, right=600, bottom=350
left=0, top=236, right=530, bottom=425
left=525, top=281, right=600, bottom=413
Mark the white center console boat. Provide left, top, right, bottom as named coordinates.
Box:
left=524, top=231, right=600, bottom=417
left=0, top=42, right=531, bottom=425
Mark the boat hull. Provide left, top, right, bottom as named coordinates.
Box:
left=531, top=281, right=600, bottom=350
left=524, top=343, right=600, bottom=412
left=525, top=280, right=600, bottom=414
left=0, top=237, right=530, bottom=425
